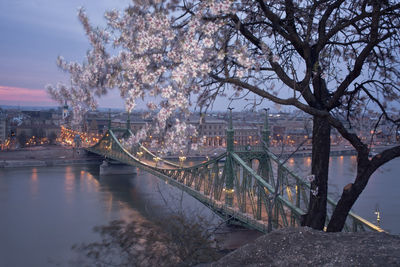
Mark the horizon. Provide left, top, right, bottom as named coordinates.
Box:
left=0, top=104, right=293, bottom=114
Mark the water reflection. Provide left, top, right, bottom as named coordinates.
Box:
left=30, top=167, right=38, bottom=198
left=0, top=165, right=158, bottom=267
left=98, top=173, right=166, bottom=221
left=64, top=166, right=75, bottom=204
left=289, top=155, right=399, bottom=234
left=306, top=156, right=311, bottom=166
left=83, top=169, right=100, bottom=193
left=97, top=174, right=137, bottom=220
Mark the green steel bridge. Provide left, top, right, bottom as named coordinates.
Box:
left=85, top=111, right=384, bottom=233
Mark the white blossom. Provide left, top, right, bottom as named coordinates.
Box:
left=272, top=54, right=280, bottom=63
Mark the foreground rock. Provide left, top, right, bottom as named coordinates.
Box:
left=212, top=227, right=400, bottom=266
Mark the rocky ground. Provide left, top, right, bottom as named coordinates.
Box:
left=211, top=227, right=400, bottom=266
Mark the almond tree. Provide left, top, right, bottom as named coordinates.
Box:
left=48, top=0, right=400, bottom=232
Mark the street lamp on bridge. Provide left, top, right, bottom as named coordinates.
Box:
left=179, top=156, right=186, bottom=167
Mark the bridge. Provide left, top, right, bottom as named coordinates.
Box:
left=74, top=110, right=383, bottom=233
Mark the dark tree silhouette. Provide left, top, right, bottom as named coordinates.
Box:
left=17, top=131, right=27, bottom=148
left=48, top=131, right=57, bottom=145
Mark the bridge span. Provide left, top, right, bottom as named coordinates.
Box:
left=82, top=111, right=383, bottom=233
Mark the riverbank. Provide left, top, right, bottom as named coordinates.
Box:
left=162, top=144, right=397, bottom=161
left=270, top=144, right=397, bottom=158
left=0, top=145, right=102, bottom=168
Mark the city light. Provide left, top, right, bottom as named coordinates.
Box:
left=60, top=126, right=101, bottom=148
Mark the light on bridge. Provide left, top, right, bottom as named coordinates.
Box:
left=60, top=127, right=101, bottom=147
left=179, top=156, right=186, bottom=167
left=153, top=156, right=161, bottom=167
left=375, top=209, right=381, bottom=226
left=223, top=188, right=234, bottom=193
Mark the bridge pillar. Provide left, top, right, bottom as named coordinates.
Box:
left=122, top=110, right=132, bottom=139
left=126, top=110, right=131, bottom=131
left=99, top=160, right=137, bottom=176
left=225, top=108, right=234, bottom=206
left=226, top=108, right=234, bottom=152
left=259, top=108, right=272, bottom=184
left=261, top=108, right=270, bottom=147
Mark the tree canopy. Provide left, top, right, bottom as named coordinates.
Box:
left=48, top=0, right=400, bottom=231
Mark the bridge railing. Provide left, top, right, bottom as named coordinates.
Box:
left=265, top=149, right=384, bottom=232
left=230, top=152, right=305, bottom=230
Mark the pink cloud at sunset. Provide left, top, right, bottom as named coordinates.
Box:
left=0, top=85, right=57, bottom=106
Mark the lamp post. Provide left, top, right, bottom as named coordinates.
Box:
left=179, top=156, right=186, bottom=167
left=153, top=156, right=160, bottom=167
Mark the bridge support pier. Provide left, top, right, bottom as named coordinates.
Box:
left=100, top=160, right=137, bottom=176
left=225, top=108, right=235, bottom=207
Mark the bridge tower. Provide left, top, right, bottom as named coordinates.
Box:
left=224, top=108, right=235, bottom=206
left=258, top=109, right=273, bottom=183
left=123, top=110, right=132, bottom=139
left=262, top=108, right=270, bottom=146
left=62, top=100, right=69, bottom=120
left=126, top=110, right=131, bottom=131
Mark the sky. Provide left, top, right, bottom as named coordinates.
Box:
left=0, top=0, right=130, bottom=108
left=0, top=0, right=277, bottom=112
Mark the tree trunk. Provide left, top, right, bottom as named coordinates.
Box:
left=301, top=115, right=331, bottom=230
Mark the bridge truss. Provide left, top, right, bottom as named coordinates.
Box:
left=85, top=112, right=384, bottom=233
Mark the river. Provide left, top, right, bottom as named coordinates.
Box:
left=287, top=155, right=400, bottom=234
left=0, top=156, right=399, bottom=266
left=0, top=164, right=260, bottom=266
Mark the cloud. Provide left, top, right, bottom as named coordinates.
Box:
left=0, top=85, right=57, bottom=106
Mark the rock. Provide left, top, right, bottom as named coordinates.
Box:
left=212, top=227, right=400, bottom=266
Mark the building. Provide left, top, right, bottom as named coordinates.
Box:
left=62, top=101, right=69, bottom=121
left=84, top=111, right=111, bottom=134
left=233, top=125, right=260, bottom=146
left=185, top=114, right=228, bottom=147
left=0, top=111, right=6, bottom=149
